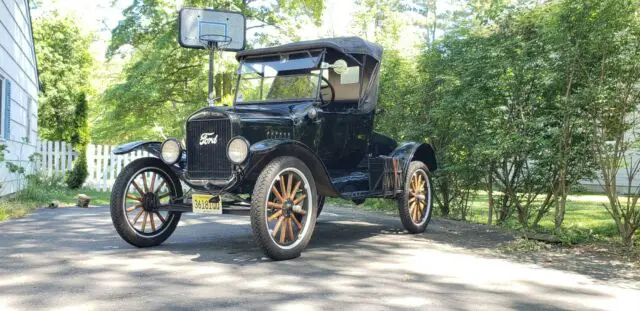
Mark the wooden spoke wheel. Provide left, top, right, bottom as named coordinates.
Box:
left=110, top=158, right=183, bottom=247
left=398, top=161, right=433, bottom=233
left=251, top=156, right=318, bottom=260
left=265, top=170, right=310, bottom=247
left=408, top=170, right=429, bottom=224
left=124, top=169, right=173, bottom=235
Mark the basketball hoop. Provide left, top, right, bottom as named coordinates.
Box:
left=199, top=34, right=232, bottom=48
left=178, top=8, right=246, bottom=106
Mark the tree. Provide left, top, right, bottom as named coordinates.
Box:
left=33, top=14, right=93, bottom=141
left=579, top=0, right=640, bottom=248
left=93, top=0, right=324, bottom=143
left=401, top=0, right=598, bottom=226
left=66, top=93, right=90, bottom=189
left=352, top=0, right=408, bottom=48
left=397, top=0, right=437, bottom=48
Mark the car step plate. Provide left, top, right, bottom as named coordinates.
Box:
left=192, top=194, right=222, bottom=214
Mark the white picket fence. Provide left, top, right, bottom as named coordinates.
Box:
left=36, top=140, right=152, bottom=191
left=35, top=140, right=640, bottom=194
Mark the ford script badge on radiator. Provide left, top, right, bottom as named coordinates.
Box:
left=199, top=132, right=219, bottom=145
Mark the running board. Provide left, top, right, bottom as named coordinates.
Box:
left=340, top=189, right=402, bottom=200
left=157, top=203, right=251, bottom=215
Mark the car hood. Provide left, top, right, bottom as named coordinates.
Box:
left=187, top=101, right=315, bottom=142
left=213, top=102, right=316, bottom=142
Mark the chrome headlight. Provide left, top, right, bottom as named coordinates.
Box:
left=227, top=137, right=249, bottom=164
left=160, top=138, right=182, bottom=164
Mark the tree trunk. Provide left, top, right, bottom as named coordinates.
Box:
left=532, top=190, right=554, bottom=229
left=487, top=167, right=494, bottom=226
left=439, top=177, right=451, bottom=216
left=555, top=63, right=574, bottom=233
left=622, top=228, right=635, bottom=249
left=554, top=182, right=567, bottom=233
left=498, top=194, right=510, bottom=224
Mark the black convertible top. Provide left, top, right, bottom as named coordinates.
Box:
left=236, top=36, right=383, bottom=61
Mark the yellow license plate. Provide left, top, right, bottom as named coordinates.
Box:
left=192, top=194, right=222, bottom=214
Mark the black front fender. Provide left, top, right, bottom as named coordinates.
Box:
left=113, top=141, right=187, bottom=175
left=244, top=139, right=339, bottom=197
left=112, top=141, right=162, bottom=157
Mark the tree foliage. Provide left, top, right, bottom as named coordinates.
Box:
left=33, top=15, right=93, bottom=141
left=374, top=0, right=640, bottom=247
left=93, top=0, right=324, bottom=143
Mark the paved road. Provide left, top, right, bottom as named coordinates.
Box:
left=0, top=205, right=636, bottom=310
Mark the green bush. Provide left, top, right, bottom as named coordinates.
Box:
left=14, top=173, right=65, bottom=203
left=65, top=92, right=89, bottom=189
left=65, top=151, right=88, bottom=189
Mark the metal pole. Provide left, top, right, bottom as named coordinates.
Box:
left=208, top=42, right=215, bottom=106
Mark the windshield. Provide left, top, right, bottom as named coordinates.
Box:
left=235, top=51, right=323, bottom=104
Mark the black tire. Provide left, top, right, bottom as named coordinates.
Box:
left=317, top=195, right=326, bottom=217
left=110, top=157, right=183, bottom=248
left=250, top=156, right=318, bottom=260
left=398, top=161, right=433, bottom=233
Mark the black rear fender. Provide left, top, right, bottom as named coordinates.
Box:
left=390, top=142, right=438, bottom=173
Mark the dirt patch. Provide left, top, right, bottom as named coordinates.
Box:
left=421, top=217, right=640, bottom=287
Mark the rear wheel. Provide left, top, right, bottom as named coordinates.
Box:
left=110, top=158, right=182, bottom=247
left=397, top=161, right=433, bottom=233
left=250, top=156, right=317, bottom=260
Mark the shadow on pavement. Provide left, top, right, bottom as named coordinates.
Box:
left=0, top=205, right=634, bottom=310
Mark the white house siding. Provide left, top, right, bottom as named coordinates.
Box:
left=0, top=0, right=38, bottom=196
left=578, top=150, right=640, bottom=194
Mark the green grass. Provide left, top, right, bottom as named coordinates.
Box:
left=465, top=193, right=618, bottom=243
left=0, top=175, right=111, bottom=221
left=355, top=192, right=621, bottom=244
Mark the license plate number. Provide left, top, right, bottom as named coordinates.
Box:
left=192, top=194, right=222, bottom=214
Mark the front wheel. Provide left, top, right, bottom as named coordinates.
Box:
left=398, top=161, right=433, bottom=233
left=250, top=156, right=318, bottom=260
left=110, top=157, right=182, bottom=247
left=317, top=195, right=326, bottom=217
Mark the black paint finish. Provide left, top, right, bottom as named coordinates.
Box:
left=112, top=42, right=438, bottom=200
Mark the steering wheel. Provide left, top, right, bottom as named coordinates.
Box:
left=318, top=76, right=335, bottom=107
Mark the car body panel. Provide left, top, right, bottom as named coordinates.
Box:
left=113, top=141, right=162, bottom=157
left=390, top=142, right=438, bottom=173
left=113, top=37, right=437, bottom=201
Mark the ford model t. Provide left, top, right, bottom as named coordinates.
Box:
left=110, top=8, right=437, bottom=260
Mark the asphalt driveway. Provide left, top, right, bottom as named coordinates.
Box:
left=0, top=204, right=636, bottom=310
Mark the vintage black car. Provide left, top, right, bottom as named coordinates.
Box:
left=110, top=36, right=437, bottom=260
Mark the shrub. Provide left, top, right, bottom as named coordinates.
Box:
left=65, top=92, right=89, bottom=189
left=65, top=150, right=88, bottom=189
left=15, top=173, right=65, bottom=203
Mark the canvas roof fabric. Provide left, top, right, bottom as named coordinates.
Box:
left=236, top=37, right=383, bottom=61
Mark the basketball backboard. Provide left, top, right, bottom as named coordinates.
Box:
left=178, top=8, right=246, bottom=51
